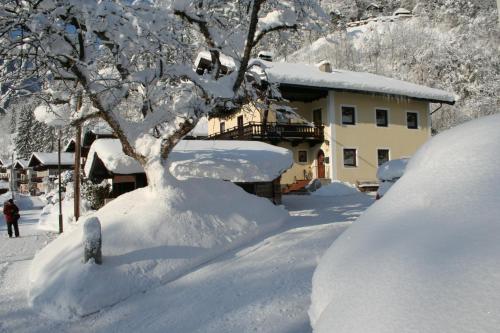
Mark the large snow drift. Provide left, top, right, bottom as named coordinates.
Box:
left=309, top=114, right=500, bottom=332
left=29, top=178, right=287, bottom=320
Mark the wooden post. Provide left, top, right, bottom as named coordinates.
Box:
left=74, top=94, right=83, bottom=221
left=58, top=127, right=63, bottom=233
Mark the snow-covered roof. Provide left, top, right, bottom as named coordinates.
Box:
left=28, top=152, right=75, bottom=167
left=188, top=117, right=208, bottom=137
left=170, top=140, right=293, bottom=182
left=85, top=139, right=143, bottom=176
left=393, top=7, right=412, bottom=16
left=251, top=60, right=455, bottom=104
left=85, top=139, right=293, bottom=182
left=194, top=51, right=237, bottom=71
left=14, top=159, right=29, bottom=169
left=63, top=139, right=76, bottom=153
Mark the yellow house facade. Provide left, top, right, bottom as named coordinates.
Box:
left=204, top=59, right=455, bottom=189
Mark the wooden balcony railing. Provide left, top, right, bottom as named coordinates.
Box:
left=207, top=122, right=324, bottom=142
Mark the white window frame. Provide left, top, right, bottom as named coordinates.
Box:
left=374, top=107, right=390, bottom=127
left=342, top=147, right=358, bottom=168
left=376, top=148, right=391, bottom=167
left=340, top=104, right=357, bottom=126
left=406, top=111, right=419, bottom=130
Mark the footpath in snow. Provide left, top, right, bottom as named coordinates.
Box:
left=0, top=191, right=372, bottom=333
left=0, top=194, right=56, bottom=333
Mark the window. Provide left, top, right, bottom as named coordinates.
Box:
left=341, top=106, right=356, bottom=125
left=407, top=112, right=418, bottom=129
left=343, top=148, right=357, bottom=167
left=313, top=109, right=322, bottom=125
left=237, top=116, right=244, bottom=128
left=376, top=109, right=388, bottom=127
left=377, top=149, right=390, bottom=166
left=298, top=150, right=308, bottom=163
left=220, top=122, right=225, bottom=133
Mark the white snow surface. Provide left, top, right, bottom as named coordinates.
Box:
left=0, top=191, right=373, bottom=332
left=310, top=114, right=500, bottom=333
left=376, top=158, right=409, bottom=181
left=254, top=60, right=455, bottom=103
left=86, top=139, right=293, bottom=182
left=29, top=152, right=75, bottom=166
left=311, top=180, right=359, bottom=197
left=28, top=178, right=288, bottom=320
left=0, top=180, right=9, bottom=189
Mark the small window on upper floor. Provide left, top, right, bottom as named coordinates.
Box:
left=341, top=106, right=356, bottom=125
left=407, top=112, right=418, bottom=129
left=220, top=122, right=225, bottom=133
left=376, top=109, right=388, bottom=127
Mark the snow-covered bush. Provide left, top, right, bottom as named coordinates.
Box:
left=82, top=180, right=110, bottom=210
left=309, top=114, right=500, bottom=332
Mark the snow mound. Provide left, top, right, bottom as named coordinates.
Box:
left=376, top=158, right=409, bottom=181
left=312, top=180, right=359, bottom=197
left=29, top=178, right=287, bottom=320
left=309, top=114, right=500, bottom=333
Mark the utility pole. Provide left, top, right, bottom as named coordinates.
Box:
left=10, top=151, right=15, bottom=200
left=58, top=127, right=63, bottom=234
left=74, top=93, right=83, bottom=221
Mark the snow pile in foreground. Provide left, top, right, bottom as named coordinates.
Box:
left=29, top=178, right=287, bottom=320
left=312, top=180, right=359, bottom=197
left=376, top=158, right=409, bottom=181
left=309, top=114, right=500, bottom=333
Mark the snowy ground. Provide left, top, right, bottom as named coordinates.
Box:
left=0, top=192, right=372, bottom=332
left=0, top=195, right=56, bottom=333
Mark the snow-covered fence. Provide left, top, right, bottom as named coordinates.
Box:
left=83, top=217, right=102, bottom=265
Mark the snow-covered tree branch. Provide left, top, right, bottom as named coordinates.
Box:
left=0, top=0, right=325, bottom=188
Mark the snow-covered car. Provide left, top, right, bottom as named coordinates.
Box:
left=375, top=158, right=409, bottom=200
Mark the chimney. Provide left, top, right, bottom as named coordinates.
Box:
left=258, top=51, right=273, bottom=62
left=318, top=61, right=332, bottom=73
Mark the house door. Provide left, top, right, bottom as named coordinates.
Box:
left=237, top=115, right=244, bottom=137
left=317, top=150, right=325, bottom=179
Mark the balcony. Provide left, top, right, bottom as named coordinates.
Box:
left=207, top=122, right=324, bottom=144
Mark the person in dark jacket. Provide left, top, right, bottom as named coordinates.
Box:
left=3, top=199, right=20, bottom=238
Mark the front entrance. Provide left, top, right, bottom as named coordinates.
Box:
left=317, top=150, right=325, bottom=178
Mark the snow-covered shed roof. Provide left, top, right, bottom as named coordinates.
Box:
left=85, top=139, right=293, bottom=183
left=194, top=51, right=237, bottom=71
left=251, top=60, right=456, bottom=104
left=28, top=152, right=75, bottom=167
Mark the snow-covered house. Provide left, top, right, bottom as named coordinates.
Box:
left=11, top=159, right=30, bottom=193
left=205, top=57, right=456, bottom=189
left=0, top=158, right=9, bottom=181
left=85, top=139, right=292, bottom=204
left=28, top=152, right=75, bottom=194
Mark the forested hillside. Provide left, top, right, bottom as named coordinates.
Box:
left=277, top=0, right=499, bottom=131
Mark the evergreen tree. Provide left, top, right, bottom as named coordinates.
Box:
left=14, top=106, right=35, bottom=159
